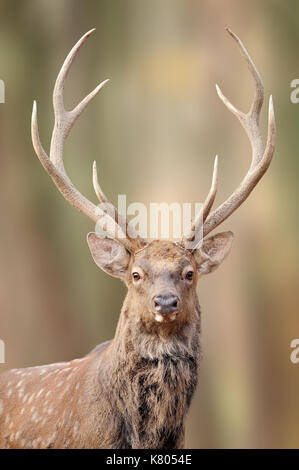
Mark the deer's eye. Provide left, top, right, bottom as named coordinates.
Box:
left=132, top=272, right=141, bottom=281
left=185, top=271, right=194, bottom=281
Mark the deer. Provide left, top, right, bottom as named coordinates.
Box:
left=0, top=28, right=275, bottom=449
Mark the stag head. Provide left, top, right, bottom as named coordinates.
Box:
left=31, top=28, right=275, bottom=333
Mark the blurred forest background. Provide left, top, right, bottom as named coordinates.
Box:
left=0, top=0, right=298, bottom=448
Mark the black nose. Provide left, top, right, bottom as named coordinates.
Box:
left=153, top=294, right=179, bottom=315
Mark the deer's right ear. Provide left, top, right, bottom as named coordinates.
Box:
left=87, top=233, right=131, bottom=278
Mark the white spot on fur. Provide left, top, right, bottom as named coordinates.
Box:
left=45, top=432, right=56, bottom=447
left=73, top=421, right=80, bottom=435
left=28, top=394, right=35, bottom=404
left=0, top=400, right=3, bottom=415
left=154, top=312, right=177, bottom=323
left=23, top=393, right=29, bottom=403
left=154, top=314, right=164, bottom=322
left=7, top=389, right=12, bottom=397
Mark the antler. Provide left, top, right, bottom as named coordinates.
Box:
left=31, top=29, right=140, bottom=253
left=183, top=28, right=276, bottom=247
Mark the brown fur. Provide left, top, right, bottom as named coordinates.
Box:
left=0, top=236, right=232, bottom=449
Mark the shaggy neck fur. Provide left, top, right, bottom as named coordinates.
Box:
left=96, top=294, right=201, bottom=449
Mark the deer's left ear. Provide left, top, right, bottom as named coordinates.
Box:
left=194, top=231, right=234, bottom=275
left=87, top=233, right=131, bottom=278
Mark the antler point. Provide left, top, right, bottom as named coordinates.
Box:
left=226, top=27, right=238, bottom=42
left=268, top=95, right=275, bottom=129
left=215, top=84, right=225, bottom=101
left=86, top=28, right=96, bottom=36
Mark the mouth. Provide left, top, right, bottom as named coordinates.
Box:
left=152, top=312, right=178, bottom=323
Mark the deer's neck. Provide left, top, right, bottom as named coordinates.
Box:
left=111, top=294, right=201, bottom=360
left=95, top=295, right=200, bottom=448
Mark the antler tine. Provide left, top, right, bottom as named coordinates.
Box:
left=183, top=28, right=276, bottom=246
left=31, top=100, right=98, bottom=222
left=215, top=27, right=265, bottom=169
left=184, top=155, right=218, bottom=242
left=203, top=154, right=218, bottom=222
left=52, top=29, right=95, bottom=113
left=31, top=30, right=141, bottom=253
left=50, top=29, right=109, bottom=172
left=204, top=93, right=275, bottom=237
left=92, top=161, right=134, bottom=233
left=92, top=161, right=108, bottom=204
left=224, top=27, right=264, bottom=118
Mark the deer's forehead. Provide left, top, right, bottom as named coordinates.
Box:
left=133, top=241, right=193, bottom=273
